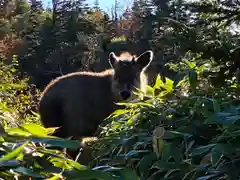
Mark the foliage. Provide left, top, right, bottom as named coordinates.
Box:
left=89, top=54, right=240, bottom=179
left=0, top=122, right=141, bottom=179
left=0, top=55, right=40, bottom=127
left=2, top=53, right=240, bottom=179
left=1, top=0, right=240, bottom=179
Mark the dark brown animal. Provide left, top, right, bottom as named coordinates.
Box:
left=38, top=50, right=154, bottom=162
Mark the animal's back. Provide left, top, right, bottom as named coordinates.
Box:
left=39, top=70, right=117, bottom=138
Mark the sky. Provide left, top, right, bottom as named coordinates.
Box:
left=42, top=0, right=132, bottom=14
left=41, top=0, right=239, bottom=33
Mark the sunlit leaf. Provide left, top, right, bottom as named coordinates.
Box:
left=0, top=141, right=28, bottom=162
left=183, top=58, right=196, bottom=69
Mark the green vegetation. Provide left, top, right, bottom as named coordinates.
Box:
left=0, top=55, right=40, bottom=127
left=1, top=0, right=240, bottom=179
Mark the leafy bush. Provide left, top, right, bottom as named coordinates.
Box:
left=0, top=55, right=40, bottom=127
left=0, top=123, right=140, bottom=179
left=0, top=19, right=11, bottom=39
left=88, top=53, right=240, bottom=179
left=1, top=52, right=240, bottom=179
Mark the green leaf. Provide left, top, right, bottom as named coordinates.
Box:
left=164, top=131, right=192, bottom=139
left=153, top=161, right=189, bottom=171
left=183, top=58, right=196, bottom=69
left=136, top=152, right=157, bottom=177
left=65, top=170, right=116, bottom=180
left=164, top=169, right=180, bottom=178
left=114, top=168, right=139, bottom=180
left=13, top=167, right=45, bottom=178
left=49, top=156, right=87, bottom=170
left=216, top=112, right=240, bottom=125
left=108, top=109, right=129, bottom=119
left=66, top=159, right=88, bottom=170
left=153, top=74, right=165, bottom=89
left=146, top=85, right=154, bottom=97
left=0, top=141, right=28, bottom=162
left=117, top=150, right=149, bottom=159
left=176, top=76, right=188, bottom=88
left=0, top=160, right=21, bottom=168
left=164, top=78, right=174, bottom=91
left=93, top=166, right=139, bottom=180
left=196, top=64, right=206, bottom=74
left=48, top=173, right=63, bottom=180
left=190, top=144, right=216, bottom=156
left=21, top=123, right=50, bottom=136
left=6, top=127, right=32, bottom=137
left=189, top=70, right=197, bottom=91
left=196, top=174, right=220, bottom=180
left=212, top=99, right=220, bottom=113
left=30, top=137, right=81, bottom=149
left=211, top=143, right=228, bottom=167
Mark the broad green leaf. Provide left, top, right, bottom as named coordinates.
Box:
left=183, top=58, right=196, bottom=69
left=47, top=173, right=63, bottom=180
left=30, top=137, right=81, bottom=149
left=50, top=157, right=72, bottom=170
left=93, top=166, right=139, bottom=180
left=216, top=112, right=240, bottom=125
left=65, top=170, right=116, bottom=180
left=6, top=127, right=32, bottom=137
left=164, top=77, right=174, bottom=91
left=136, top=152, right=157, bottom=177
left=189, top=70, right=197, bottom=91
left=176, top=76, right=188, bottom=88
left=0, top=141, right=28, bottom=162
left=196, top=174, right=220, bottom=180
left=0, top=159, right=21, bottom=167
left=13, top=167, right=45, bottom=178
left=211, top=143, right=229, bottom=167
left=21, top=123, right=50, bottom=136
left=66, top=158, right=88, bottom=170
left=153, top=74, right=165, bottom=90
left=108, top=109, right=129, bottom=119
left=190, top=144, right=216, bottom=156
left=153, top=161, right=189, bottom=171
left=164, top=169, right=180, bottom=178
left=196, top=64, right=207, bottom=74
left=212, top=99, right=220, bottom=113
left=117, top=150, right=149, bottom=159
left=114, top=168, right=139, bottom=180
left=146, top=85, right=154, bottom=97
left=127, top=113, right=140, bottom=125
left=164, top=131, right=192, bottom=139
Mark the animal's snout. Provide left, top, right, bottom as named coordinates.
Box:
left=120, top=90, right=131, bottom=100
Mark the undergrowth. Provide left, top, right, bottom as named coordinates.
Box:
left=1, top=53, right=240, bottom=179
left=0, top=55, right=40, bottom=127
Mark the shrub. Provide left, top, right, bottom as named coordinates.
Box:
left=89, top=53, right=240, bottom=179
left=0, top=55, right=40, bottom=127
left=1, top=52, right=240, bottom=179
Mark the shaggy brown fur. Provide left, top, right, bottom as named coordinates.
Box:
left=38, top=50, right=154, bottom=163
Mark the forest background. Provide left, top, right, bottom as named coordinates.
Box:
left=1, top=0, right=240, bottom=179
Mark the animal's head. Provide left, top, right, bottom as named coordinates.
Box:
left=109, top=50, right=153, bottom=101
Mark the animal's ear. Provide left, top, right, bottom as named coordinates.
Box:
left=135, top=50, right=153, bottom=69
left=109, top=52, right=118, bottom=68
